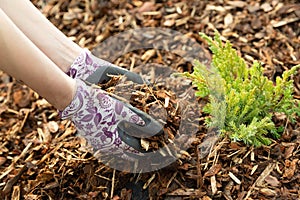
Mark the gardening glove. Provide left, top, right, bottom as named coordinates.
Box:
left=67, top=48, right=146, bottom=84
left=64, top=49, right=163, bottom=158
left=60, top=79, right=161, bottom=159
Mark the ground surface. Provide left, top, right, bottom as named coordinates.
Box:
left=1, top=0, right=300, bottom=199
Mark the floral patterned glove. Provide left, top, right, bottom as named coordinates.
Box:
left=61, top=79, right=146, bottom=158
left=67, top=48, right=144, bottom=83
left=64, top=49, right=163, bottom=159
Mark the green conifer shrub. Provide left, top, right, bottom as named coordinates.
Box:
left=181, top=31, right=300, bottom=146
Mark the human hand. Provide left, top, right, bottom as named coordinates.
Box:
left=61, top=79, right=163, bottom=159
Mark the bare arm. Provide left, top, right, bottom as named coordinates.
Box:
left=0, top=0, right=82, bottom=72
left=0, top=8, right=75, bottom=110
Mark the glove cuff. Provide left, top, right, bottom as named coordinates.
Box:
left=66, top=48, right=117, bottom=80
left=66, top=48, right=95, bottom=80
left=60, top=78, right=87, bottom=120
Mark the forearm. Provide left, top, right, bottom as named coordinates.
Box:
left=0, top=8, right=75, bottom=110
left=0, top=0, right=82, bottom=72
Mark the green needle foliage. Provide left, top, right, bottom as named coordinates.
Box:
left=181, top=30, right=300, bottom=146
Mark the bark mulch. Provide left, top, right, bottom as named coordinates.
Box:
left=1, top=0, right=300, bottom=199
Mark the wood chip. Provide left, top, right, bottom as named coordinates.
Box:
left=226, top=1, right=247, bottom=8
left=283, top=159, right=298, bottom=179
left=141, top=49, right=156, bottom=61
left=265, top=175, right=281, bottom=187
left=163, top=19, right=175, bottom=27
left=224, top=13, right=233, bottom=27
left=0, top=157, right=7, bottom=166
left=11, top=186, right=20, bottom=200
left=259, top=188, right=277, bottom=197
left=141, top=139, right=150, bottom=151
left=47, top=121, right=59, bottom=133
left=228, top=172, right=241, bottom=185
left=250, top=164, right=258, bottom=176
left=261, top=2, right=273, bottom=12
left=137, top=2, right=156, bottom=13
left=211, top=175, right=217, bottom=195
left=143, top=173, right=156, bottom=189
left=271, top=17, right=300, bottom=27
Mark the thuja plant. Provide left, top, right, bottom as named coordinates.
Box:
left=181, top=31, right=300, bottom=146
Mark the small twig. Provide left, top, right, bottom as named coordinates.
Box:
left=134, top=172, right=142, bottom=184
left=2, top=165, right=28, bottom=195
left=143, top=173, right=156, bottom=189
left=94, top=174, right=111, bottom=182
left=173, top=178, right=186, bottom=189
left=0, top=142, right=32, bottom=181
left=18, top=109, right=30, bottom=132
left=110, top=169, right=115, bottom=199
left=92, top=84, right=131, bottom=104
left=243, top=162, right=276, bottom=200
left=196, top=145, right=203, bottom=189
left=166, top=171, right=178, bottom=189
left=0, top=82, right=13, bottom=107
left=37, top=143, right=63, bottom=166
left=283, top=117, right=290, bottom=136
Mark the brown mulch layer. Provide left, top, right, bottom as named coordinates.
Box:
left=1, top=0, right=300, bottom=199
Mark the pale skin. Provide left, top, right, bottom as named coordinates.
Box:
left=0, top=0, right=86, bottom=110
left=0, top=8, right=75, bottom=110
left=0, top=0, right=82, bottom=72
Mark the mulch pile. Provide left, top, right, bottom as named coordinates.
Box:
left=1, top=0, right=300, bottom=199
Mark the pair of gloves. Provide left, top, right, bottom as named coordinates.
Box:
left=60, top=49, right=163, bottom=159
